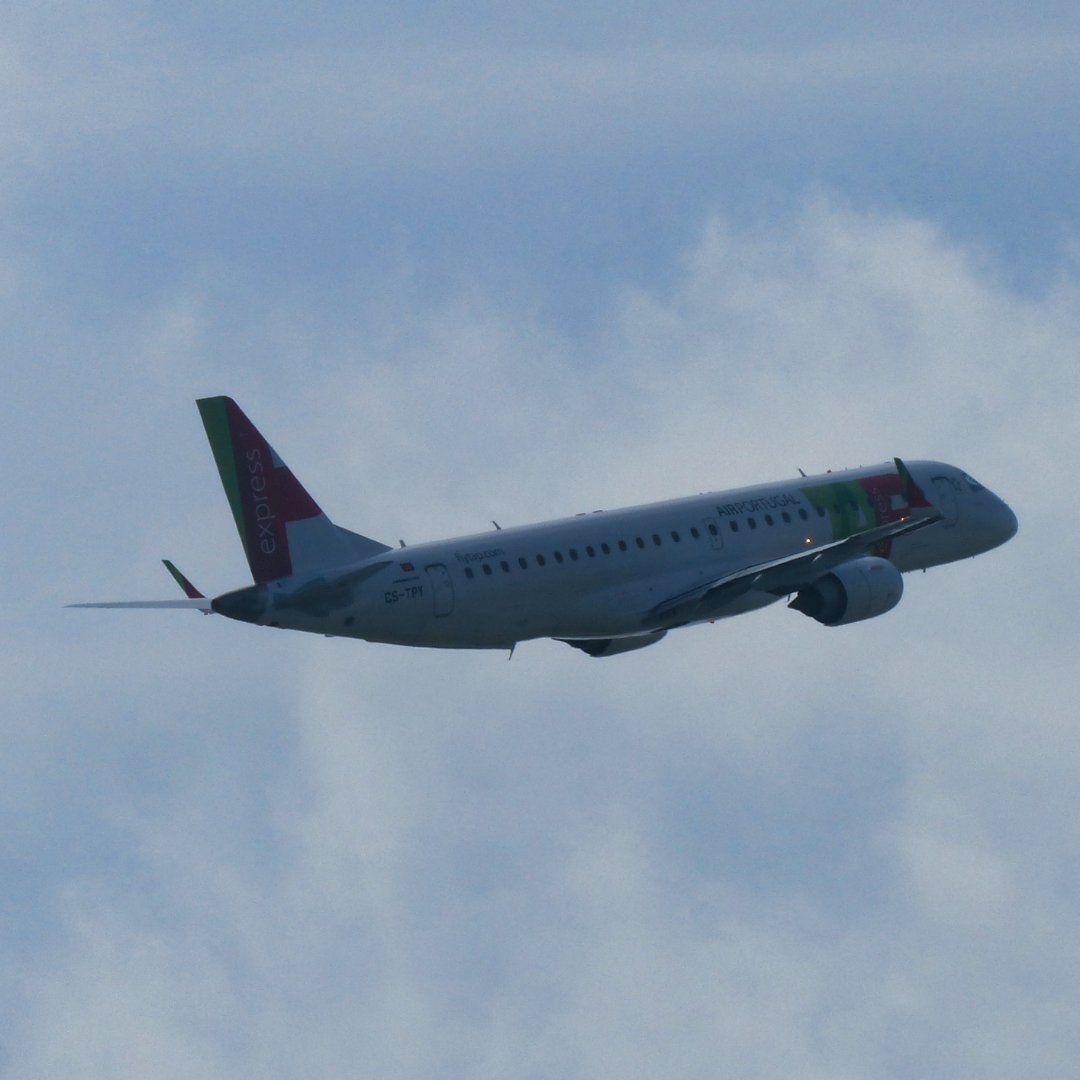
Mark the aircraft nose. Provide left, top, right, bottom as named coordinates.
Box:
left=1000, top=500, right=1019, bottom=540
left=988, top=496, right=1018, bottom=548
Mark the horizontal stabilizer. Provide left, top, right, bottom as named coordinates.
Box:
left=67, top=598, right=213, bottom=612
left=67, top=558, right=214, bottom=613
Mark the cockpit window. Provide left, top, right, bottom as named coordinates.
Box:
left=961, top=472, right=985, bottom=492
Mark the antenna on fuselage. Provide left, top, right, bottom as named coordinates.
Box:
left=798, top=468, right=806, bottom=477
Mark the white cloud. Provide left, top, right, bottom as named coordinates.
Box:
left=3, top=3, right=1078, bottom=1074
left=8, top=194, right=1080, bottom=1078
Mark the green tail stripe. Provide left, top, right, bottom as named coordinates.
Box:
left=196, top=397, right=250, bottom=562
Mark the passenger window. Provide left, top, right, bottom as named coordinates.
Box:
left=798, top=508, right=808, bottom=520
left=690, top=527, right=700, bottom=539
left=748, top=517, right=757, bottom=529
left=618, top=540, right=628, bottom=552
left=636, top=537, right=645, bottom=549
left=500, top=561, right=510, bottom=572
left=601, top=543, right=611, bottom=555
left=536, top=554, right=546, bottom=566
left=482, top=563, right=492, bottom=576
left=554, top=551, right=564, bottom=563
left=817, top=507, right=826, bottom=518
left=569, top=549, right=579, bottom=560
left=707, top=523, right=718, bottom=536
left=781, top=511, right=791, bottom=523
left=729, top=520, right=739, bottom=532
left=464, top=567, right=475, bottom=579
left=764, top=514, right=774, bottom=526
left=671, top=531, right=680, bottom=542
left=518, top=557, right=528, bottom=569
left=652, top=534, right=661, bottom=546
left=586, top=545, right=596, bottom=557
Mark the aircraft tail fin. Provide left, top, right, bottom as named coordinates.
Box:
left=196, top=396, right=391, bottom=584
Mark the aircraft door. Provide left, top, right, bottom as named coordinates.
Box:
left=932, top=476, right=959, bottom=527
left=425, top=563, right=455, bottom=617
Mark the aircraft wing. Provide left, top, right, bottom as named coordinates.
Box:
left=645, top=509, right=942, bottom=630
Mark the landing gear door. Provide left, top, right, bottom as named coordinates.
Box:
left=425, top=563, right=455, bottom=617
left=932, top=476, right=959, bottom=527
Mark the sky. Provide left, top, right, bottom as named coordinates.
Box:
left=4, top=4, right=1080, bottom=1077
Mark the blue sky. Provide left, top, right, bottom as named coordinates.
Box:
left=5, top=5, right=1080, bottom=1077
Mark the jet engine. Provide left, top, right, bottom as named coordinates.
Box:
left=788, top=556, right=903, bottom=626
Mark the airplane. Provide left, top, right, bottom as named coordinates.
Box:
left=70, top=396, right=1018, bottom=657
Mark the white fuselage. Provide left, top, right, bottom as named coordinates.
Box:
left=231, top=459, right=1016, bottom=650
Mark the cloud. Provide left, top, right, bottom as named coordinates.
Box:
left=4, top=3, right=1079, bottom=1074
left=8, top=193, right=1080, bottom=1078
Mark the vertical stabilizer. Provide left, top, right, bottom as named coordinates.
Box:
left=196, top=396, right=390, bottom=584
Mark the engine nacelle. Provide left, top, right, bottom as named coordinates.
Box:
left=788, top=556, right=903, bottom=626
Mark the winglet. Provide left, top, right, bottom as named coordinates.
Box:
left=894, top=457, right=932, bottom=508
left=162, top=560, right=204, bottom=599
